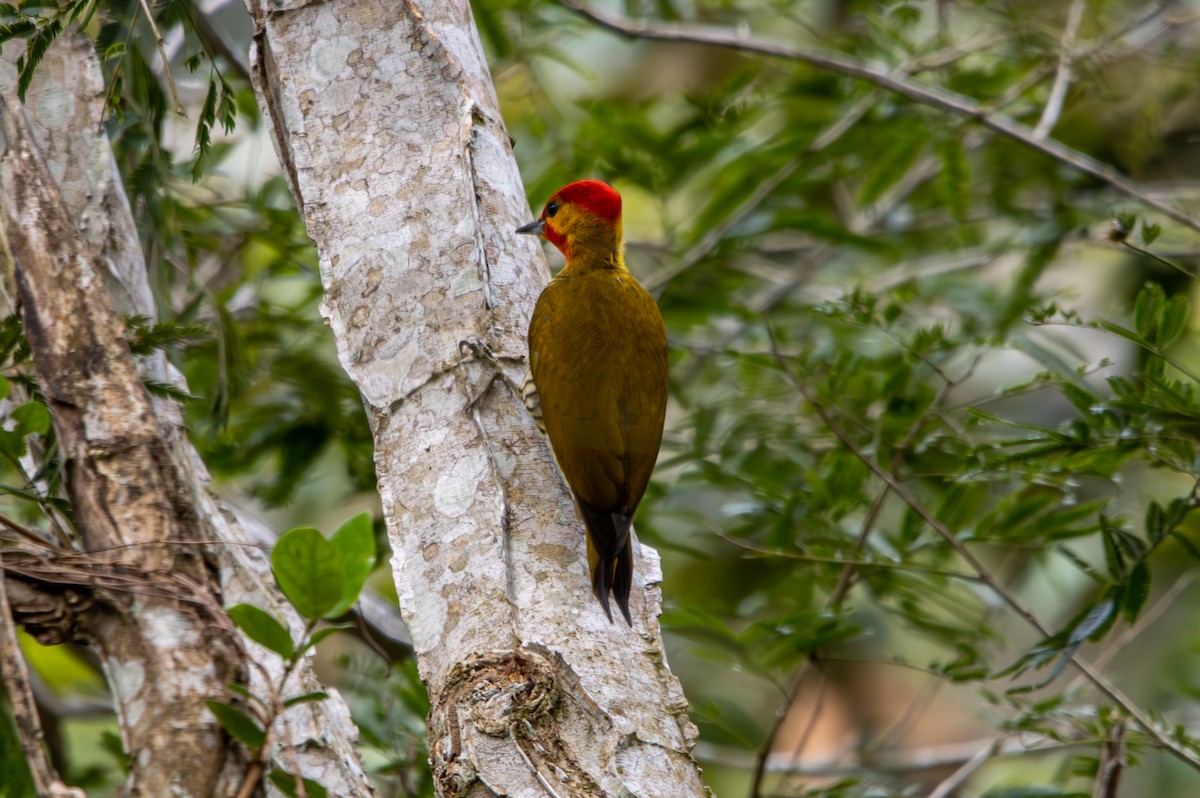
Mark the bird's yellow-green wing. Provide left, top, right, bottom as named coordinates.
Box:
left=528, top=272, right=667, bottom=516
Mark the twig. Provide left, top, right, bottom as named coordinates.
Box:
left=697, top=730, right=1095, bottom=775
left=644, top=156, right=803, bottom=293
left=779, top=671, right=829, bottom=782
left=748, top=659, right=813, bottom=798
left=1033, top=0, right=1086, bottom=139
left=137, top=0, right=185, bottom=116
left=926, top=737, right=1001, bottom=798
left=1092, top=721, right=1126, bottom=798
left=707, top=523, right=983, bottom=582
left=869, top=250, right=998, bottom=293
left=554, top=0, right=1200, bottom=235
left=0, top=511, right=52, bottom=546
left=1117, top=239, right=1198, bottom=281
left=863, top=676, right=942, bottom=758
left=180, top=0, right=252, bottom=83
left=767, top=338, right=1200, bottom=772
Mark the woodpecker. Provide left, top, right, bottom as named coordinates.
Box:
left=517, top=180, right=668, bottom=624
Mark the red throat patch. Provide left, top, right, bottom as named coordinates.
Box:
left=550, top=180, right=622, bottom=222
left=543, top=223, right=569, bottom=255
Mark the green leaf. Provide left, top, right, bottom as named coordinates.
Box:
left=1132, top=284, right=1164, bottom=341
left=0, top=429, right=25, bottom=458
left=228, top=604, right=295, bottom=660
left=298, top=623, right=356, bottom=655
left=1123, top=561, right=1151, bottom=623
left=205, top=700, right=265, bottom=750
left=0, top=375, right=10, bottom=402
left=1157, top=294, right=1189, bottom=349
left=1171, top=531, right=1200, bottom=562
left=1145, top=502, right=1166, bottom=543
left=1141, top=222, right=1161, bottom=246
left=1056, top=381, right=1099, bottom=419
left=12, top=401, right=50, bottom=436
left=142, top=379, right=199, bottom=402
left=1100, top=520, right=1126, bottom=579
left=192, top=77, right=219, bottom=180
left=325, top=512, right=375, bottom=616
left=271, top=527, right=346, bottom=620
left=225, top=682, right=267, bottom=708
left=283, top=691, right=329, bottom=708
left=17, top=18, right=60, bottom=103
left=125, top=318, right=210, bottom=355
left=936, top=135, right=970, bottom=221
left=1068, top=597, right=1115, bottom=647
left=859, top=130, right=926, bottom=207
left=0, top=17, right=34, bottom=44
left=267, top=770, right=329, bottom=798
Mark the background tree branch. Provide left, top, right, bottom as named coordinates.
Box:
left=554, top=0, right=1200, bottom=234
left=0, top=31, right=374, bottom=797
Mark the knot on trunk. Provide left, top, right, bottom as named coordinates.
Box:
left=462, top=652, right=557, bottom=735
left=430, top=646, right=614, bottom=796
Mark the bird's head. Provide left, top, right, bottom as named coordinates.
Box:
left=516, top=180, right=624, bottom=267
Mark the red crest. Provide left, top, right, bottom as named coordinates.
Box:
left=550, top=180, right=622, bottom=222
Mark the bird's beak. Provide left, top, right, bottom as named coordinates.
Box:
left=515, top=219, right=546, bottom=235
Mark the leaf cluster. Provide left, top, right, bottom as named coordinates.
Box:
left=209, top=513, right=378, bottom=798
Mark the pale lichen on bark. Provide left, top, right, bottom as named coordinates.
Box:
left=246, top=0, right=708, bottom=795
left=0, top=33, right=373, bottom=798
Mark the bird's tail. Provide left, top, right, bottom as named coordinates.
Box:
left=576, top=495, right=635, bottom=625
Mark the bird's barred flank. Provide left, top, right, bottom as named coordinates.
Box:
left=521, top=367, right=546, bottom=434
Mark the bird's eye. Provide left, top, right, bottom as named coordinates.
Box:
left=546, top=200, right=559, bottom=218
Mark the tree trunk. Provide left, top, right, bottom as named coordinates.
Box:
left=244, top=1, right=708, bottom=795
left=0, top=33, right=373, bottom=798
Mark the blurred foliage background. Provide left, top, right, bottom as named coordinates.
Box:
left=5, top=0, right=1200, bottom=796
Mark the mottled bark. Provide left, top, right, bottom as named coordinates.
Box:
left=0, top=35, right=373, bottom=798
left=244, top=1, right=708, bottom=795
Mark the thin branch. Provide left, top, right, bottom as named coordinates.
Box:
left=767, top=337, right=1200, bottom=772
left=0, top=511, right=52, bottom=546
left=697, top=730, right=1097, bottom=776
left=707, top=524, right=984, bottom=582
left=137, top=0, right=185, bottom=116
left=1033, top=0, right=1087, bottom=139
left=1117, top=238, right=1198, bottom=281
left=554, top=0, right=1200, bottom=235
left=1092, top=721, right=1126, bottom=798
left=644, top=36, right=995, bottom=294
left=779, top=671, right=829, bottom=783
left=869, top=250, right=999, bottom=293
left=863, top=676, right=943, bottom=758
left=644, top=155, right=803, bottom=293
left=181, top=0, right=252, bottom=83
left=748, top=659, right=813, bottom=798
left=926, top=737, right=1001, bottom=798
